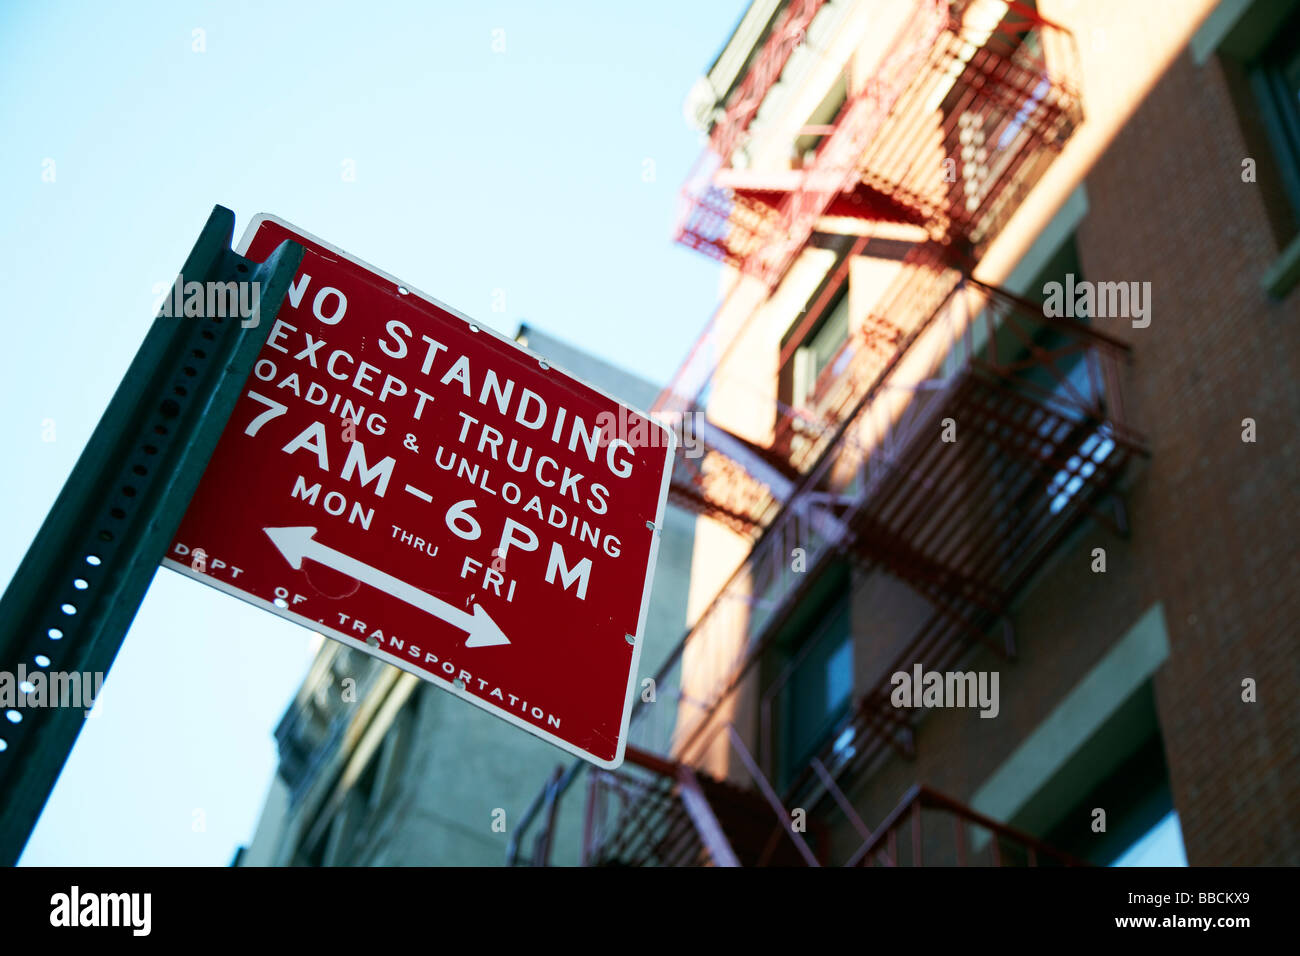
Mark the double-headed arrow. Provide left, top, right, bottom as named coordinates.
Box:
left=263, top=526, right=510, bottom=649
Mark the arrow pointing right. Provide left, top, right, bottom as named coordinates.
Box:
left=264, top=526, right=510, bottom=649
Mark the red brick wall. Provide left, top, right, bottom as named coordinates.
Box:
left=1074, top=45, right=1300, bottom=865
left=820, top=44, right=1300, bottom=866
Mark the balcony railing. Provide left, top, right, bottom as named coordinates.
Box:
left=511, top=277, right=1144, bottom=867
left=524, top=745, right=1087, bottom=866
left=519, top=283, right=1142, bottom=864
left=774, top=240, right=962, bottom=472
left=676, top=0, right=950, bottom=279
left=845, top=784, right=1088, bottom=866
left=707, top=0, right=832, bottom=165
left=664, top=281, right=1138, bottom=758
left=509, top=1, right=1112, bottom=868
left=679, top=0, right=1080, bottom=280
left=660, top=0, right=1083, bottom=425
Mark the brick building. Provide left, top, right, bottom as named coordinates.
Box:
left=511, top=0, right=1299, bottom=866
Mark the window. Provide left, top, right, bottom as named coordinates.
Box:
left=778, top=591, right=855, bottom=788
left=1045, top=423, right=1115, bottom=515
left=1111, top=810, right=1188, bottom=867
left=978, top=234, right=1114, bottom=516
left=1040, top=356, right=1115, bottom=516
left=1036, top=685, right=1186, bottom=866
left=791, top=284, right=851, bottom=409
left=1249, top=8, right=1300, bottom=216
left=1212, top=0, right=1300, bottom=292
left=996, top=31, right=1048, bottom=151
left=1028, top=250, right=1118, bottom=518
left=794, top=73, right=848, bottom=166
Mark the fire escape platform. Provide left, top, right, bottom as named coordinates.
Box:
left=512, top=2, right=1122, bottom=870
left=582, top=759, right=1086, bottom=867
left=661, top=0, right=1085, bottom=435
left=788, top=355, right=1145, bottom=807
left=650, top=282, right=1148, bottom=830
left=676, top=0, right=1083, bottom=287
left=584, top=760, right=817, bottom=867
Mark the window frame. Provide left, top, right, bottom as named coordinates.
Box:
left=1248, top=9, right=1300, bottom=218
left=761, top=566, right=856, bottom=791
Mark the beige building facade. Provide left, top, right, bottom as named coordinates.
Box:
left=513, top=0, right=1299, bottom=866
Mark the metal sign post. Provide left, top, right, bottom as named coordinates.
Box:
left=0, top=206, right=302, bottom=865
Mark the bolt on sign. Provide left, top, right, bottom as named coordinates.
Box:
left=166, top=215, right=675, bottom=767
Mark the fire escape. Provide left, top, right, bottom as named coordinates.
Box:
left=512, top=0, right=1143, bottom=867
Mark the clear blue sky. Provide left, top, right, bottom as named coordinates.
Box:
left=0, top=0, right=744, bottom=865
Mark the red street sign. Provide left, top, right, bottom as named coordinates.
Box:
left=165, top=215, right=675, bottom=767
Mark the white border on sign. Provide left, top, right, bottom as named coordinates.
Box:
left=162, top=212, right=677, bottom=771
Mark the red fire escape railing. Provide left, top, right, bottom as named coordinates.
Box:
left=663, top=414, right=798, bottom=536
left=708, top=0, right=832, bottom=166
left=777, top=240, right=963, bottom=472
left=507, top=1, right=1101, bottom=867
left=660, top=0, right=1082, bottom=427
left=577, top=745, right=1087, bottom=866
left=770, top=288, right=1144, bottom=823
left=648, top=277, right=1144, bottom=764
left=508, top=283, right=1140, bottom=866
left=580, top=738, right=822, bottom=867
left=678, top=0, right=943, bottom=279
left=844, top=784, right=1088, bottom=866
left=506, top=277, right=1145, bottom=867
left=522, top=277, right=1145, bottom=867
left=661, top=241, right=964, bottom=535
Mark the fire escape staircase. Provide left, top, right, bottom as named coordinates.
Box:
left=507, top=2, right=1125, bottom=867
left=662, top=0, right=1084, bottom=423
left=583, top=745, right=821, bottom=867
left=577, top=741, right=1087, bottom=867
left=678, top=0, right=1081, bottom=283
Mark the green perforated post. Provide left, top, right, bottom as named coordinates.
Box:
left=0, top=206, right=302, bottom=865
